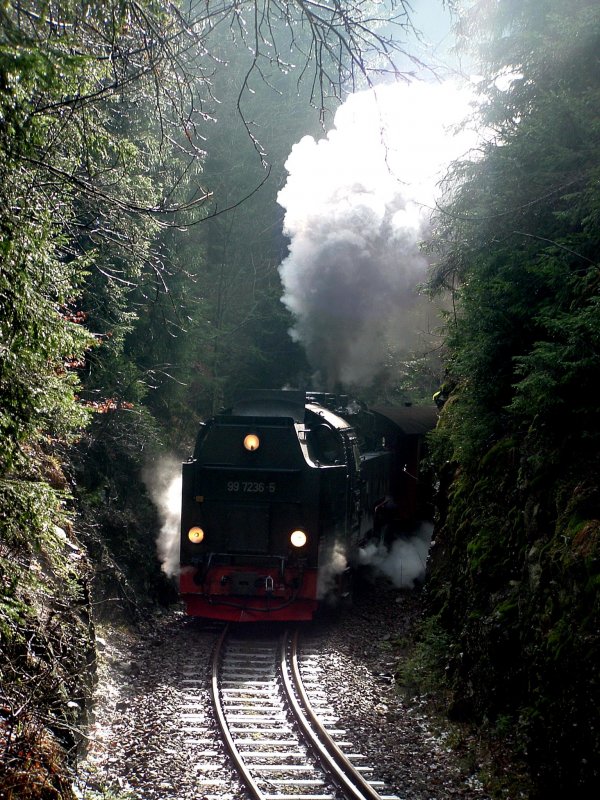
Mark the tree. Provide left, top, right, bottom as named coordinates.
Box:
left=1, top=3, right=423, bottom=792
left=119, top=2, right=424, bottom=427
left=1, top=0, right=421, bottom=463
left=426, top=1, right=600, bottom=793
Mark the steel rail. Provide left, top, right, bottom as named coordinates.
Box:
left=210, top=624, right=265, bottom=800
left=211, top=625, right=388, bottom=800
left=281, top=629, right=384, bottom=800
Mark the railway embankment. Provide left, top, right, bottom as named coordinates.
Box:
left=74, top=583, right=527, bottom=800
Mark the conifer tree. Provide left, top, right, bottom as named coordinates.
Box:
left=427, top=2, right=600, bottom=793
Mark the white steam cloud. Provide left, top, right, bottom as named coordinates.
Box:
left=358, top=523, right=433, bottom=589
left=277, top=80, right=476, bottom=388
left=143, top=456, right=182, bottom=578
left=317, top=541, right=348, bottom=600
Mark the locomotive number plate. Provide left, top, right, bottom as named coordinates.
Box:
left=226, top=480, right=276, bottom=494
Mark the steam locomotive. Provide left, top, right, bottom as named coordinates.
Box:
left=179, top=390, right=435, bottom=622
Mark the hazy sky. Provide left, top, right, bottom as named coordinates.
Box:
left=395, top=0, right=466, bottom=79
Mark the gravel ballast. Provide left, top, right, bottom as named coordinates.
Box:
left=75, top=581, right=491, bottom=800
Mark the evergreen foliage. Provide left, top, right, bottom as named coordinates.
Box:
left=0, top=3, right=203, bottom=794
left=171, top=24, right=320, bottom=417
left=1, top=3, right=421, bottom=795
left=427, top=1, right=600, bottom=794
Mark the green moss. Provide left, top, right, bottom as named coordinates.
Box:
left=545, top=618, right=574, bottom=660
left=395, top=615, right=453, bottom=697
left=480, top=437, right=518, bottom=470
left=494, top=597, right=519, bottom=620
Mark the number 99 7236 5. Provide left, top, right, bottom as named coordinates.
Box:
left=226, top=481, right=276, bottom=494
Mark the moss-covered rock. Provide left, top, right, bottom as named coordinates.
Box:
left=426, top=426, right=600, bottom=796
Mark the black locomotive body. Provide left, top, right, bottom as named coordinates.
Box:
left=179, top=390, right=434, bottom=622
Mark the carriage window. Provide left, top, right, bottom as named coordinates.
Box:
left=308, top=424, right=345, bottom=464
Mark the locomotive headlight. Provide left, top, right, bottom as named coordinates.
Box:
left=243, top=433, right=260, bottom=451
left=187, top=526, right=205, bottom=544
left=290, top=529, right=307, bottom=548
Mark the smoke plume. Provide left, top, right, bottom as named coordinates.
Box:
left=277, top=80, right=475, bottom=388
left=143, top=456, right=182, bottom=578
left=358, top=523, right=433, bottom=589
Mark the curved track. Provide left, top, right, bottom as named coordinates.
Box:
left=211, top=626, right=400, bottom=800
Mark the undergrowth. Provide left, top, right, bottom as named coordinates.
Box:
left=394, top=613, right=532, bottom=799
left=1, top=459, right=94, bottom=800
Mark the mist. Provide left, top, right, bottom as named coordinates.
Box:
left=358, top=523, right=433, bottom=589
left=277, top=80, right=476, bottom=388
left=143, top=456, right=182, bottom=579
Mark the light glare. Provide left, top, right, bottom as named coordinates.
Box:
left=188, top=526, right=204, bottom=544
left=290, top=529, right=307, bottom=548
left=244, top=434, right=260, bottom=451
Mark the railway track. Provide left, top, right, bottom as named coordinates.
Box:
left=211, top=625, right=401, bottom=800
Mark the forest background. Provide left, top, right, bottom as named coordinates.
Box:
left=0, top=1, right=598, bottom=798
